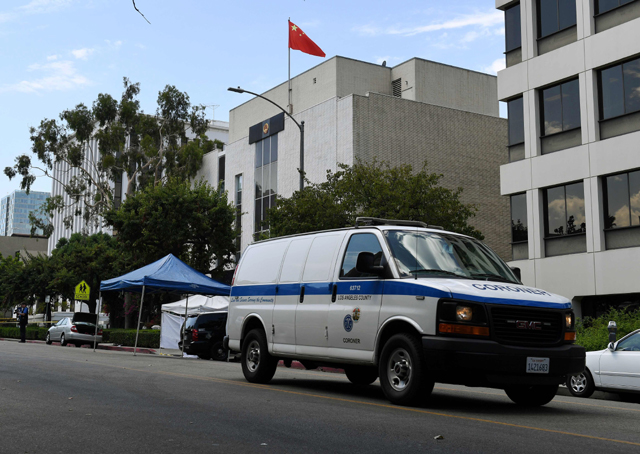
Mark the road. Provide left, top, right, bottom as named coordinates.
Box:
left=2, top=340, right=639, bottom=454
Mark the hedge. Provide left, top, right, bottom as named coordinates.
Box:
left=576, top=309, right=640, bottom=352
left=0, top=326, right=160, bottom=349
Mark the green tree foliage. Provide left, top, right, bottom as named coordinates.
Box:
left=105, top=178, right=237, bottom=280
left=267, top=159, right=483, bottom=239
left=5, top=77, right=218, bottom=237
left=0, top=253, right=27, bottom=311
left=49, top=233, right=125, bottom=314
left=576, top=309, right=640, bottom=352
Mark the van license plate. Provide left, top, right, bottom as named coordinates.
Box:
left=526, top=357, right=549, bottom=374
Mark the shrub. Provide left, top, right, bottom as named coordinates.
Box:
left=103, top=329, right=160, bottom=348
left=576, top=309, right=640, bottom=351
left=0, top=327, right=48, bottom=340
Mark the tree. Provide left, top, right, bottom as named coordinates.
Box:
left=5, top=78, right=220, bottom=237
left=48, top=233, right=125, bottom=314
left=267, top=159, right=483, bottom=239
left=0, top=253, right=27, bottom=311
left=105, top=178, right=237, bottom=280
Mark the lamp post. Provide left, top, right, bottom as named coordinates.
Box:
left=228, top=87, right=305, bottom=191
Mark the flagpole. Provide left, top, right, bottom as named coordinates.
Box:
left=288, top=17, right=291, bottom=114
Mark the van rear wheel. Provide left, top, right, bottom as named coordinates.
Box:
left=241, top=329, right=278, bottom=384
left=345, top=366, right=378, bottom=385
left=379, top=333, right=433, bottom=406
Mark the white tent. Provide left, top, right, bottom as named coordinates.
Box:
left=159, top=295, right=229, bottom=350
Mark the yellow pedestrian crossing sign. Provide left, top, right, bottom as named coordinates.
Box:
left=75, top=281, right=91, bottom=300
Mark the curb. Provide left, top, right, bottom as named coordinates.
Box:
left=0, top=337, right=157, bottom=355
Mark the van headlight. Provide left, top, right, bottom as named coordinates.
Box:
left=565, top=312, right=574, bottom=330
left=456, top=305, right=473, bottom=321
left=438, top=301, right=489, bottom=337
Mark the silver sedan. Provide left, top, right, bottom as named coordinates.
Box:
left=46, top=313, right=103, bottom=347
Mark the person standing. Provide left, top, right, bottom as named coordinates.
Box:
left=17, top=302, right=28, bottom=343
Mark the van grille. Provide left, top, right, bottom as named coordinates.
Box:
left=490, top=306, right=563, bottom=345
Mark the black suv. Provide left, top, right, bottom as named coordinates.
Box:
left=180, top=311, right=228, bottom=361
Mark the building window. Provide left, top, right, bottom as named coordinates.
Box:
left=235, top=174, right=243, bottom=256
left=540, top=78, right=582, bottom=154
left=538, top=0, right=577, bottom=38
left=507, top=96, right=525, bottom=162
left=603, top=170, right=640, bottom=249
left=596, top=0, right=636, bottom=14
left=218, top=155, right=226, bottom=193
left=599, top=56, right=640, bottom=139
left=510, top=193, right=528, bottom=260
left=254, top=134, right=278, bottom=234
left=543, top=182, right=587, bottom=256
left=505, top=3, right=522, bottom=67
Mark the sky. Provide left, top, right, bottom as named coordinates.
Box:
left=0, top=0, right=507, bottom=198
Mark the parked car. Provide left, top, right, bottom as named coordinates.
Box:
left=179, top=311, right=228, bottom=361
left=46, top=313, right=103, bottom=347
left=567, top=328, right=640, bottom=397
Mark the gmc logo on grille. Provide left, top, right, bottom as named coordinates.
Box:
left=515, top=320, right=542, bottom=330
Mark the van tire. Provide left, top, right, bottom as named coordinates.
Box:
left=345, top=366, right=378, bottom=385
left=504, top=384, right=558, bottom=406
left=241, top=329, right=278, bottom=384
left=379, top=333, right=433, bottom=406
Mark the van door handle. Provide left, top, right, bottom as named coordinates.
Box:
left=299, top=286, right=305, bottom=303
left=331, top=284, right=337, bottom=303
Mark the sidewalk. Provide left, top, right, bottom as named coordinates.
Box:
left=0, top=337, right=157, bottom=355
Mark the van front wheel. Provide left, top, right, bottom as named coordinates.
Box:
left=241, top=329, right=278, bottom=384
left=379, top=333, right=433, bottom=406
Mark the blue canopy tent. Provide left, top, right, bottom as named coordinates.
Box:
left=99, top=254, right=230, bottom=355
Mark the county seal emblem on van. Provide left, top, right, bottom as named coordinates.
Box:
left=352, top=307, right=361, bottom=322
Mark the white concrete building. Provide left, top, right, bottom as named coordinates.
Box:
left=198, top=56, right=510, bottom=263
left=497, top=0, right=640, bottom=317
left=48, top=120, right=229, bottom=254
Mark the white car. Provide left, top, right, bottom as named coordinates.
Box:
left=45, top=313, right=103, bottom=347
left=567, top=329, right=640, bottom=397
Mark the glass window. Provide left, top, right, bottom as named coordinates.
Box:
left=616, top=331, right=640, bottom=351
left=538, top=0, right=577, bottom=38
left=511, top=194, right=528, bottom=242
left=597, top=0, right=636, bottom=15
left=340, top=233, right=384, bottom=278
left=600, top=56, right=640, bottom=120
left=541, top=79, right=581, bottom=136
left=545, top=182, right=586, bottom=236
left=505, top=3, right=522, bottom=52
left=254, top=135, right=278, bottom=233
left=605, top=170, right=640, bottom=228
left=508, top=97, right=525, bottom=145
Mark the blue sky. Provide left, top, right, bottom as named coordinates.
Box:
left=0, top=0, right=507, bottom=197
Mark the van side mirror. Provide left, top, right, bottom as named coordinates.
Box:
left=510, top=266, right=521, bottom=282
left=356, top=252, right=385, bottom=276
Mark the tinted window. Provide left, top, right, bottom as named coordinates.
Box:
left=340, top=233, right=384, bottom=278
left=511, top=194, right=528, bottom=242
left=539, top=0, right=576, bottom=38
left=185, top=316, right=198, bottom=330
left=505, top=3, right=522, bottom=52
left=605, top=170, right=640, bottom=228
left=198, top=313, right=227, bottom=331
left=541, top=79, right=581, bottom=135
left=617, top=331, right=640, bottom=351
left=545, top=182, right=586, bottom=236
left=600, top=57, right=640, bottom=120
left=508, top=97, right=525, bottom=145
left=597, top=0, right=636, bottom=14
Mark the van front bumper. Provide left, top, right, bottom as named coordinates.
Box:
left=422, top=336, right=585, bottom=387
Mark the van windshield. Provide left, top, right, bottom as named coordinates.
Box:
left=384, top=230, right=519, bottom=284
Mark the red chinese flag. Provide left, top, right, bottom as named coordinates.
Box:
left=288, top=20, right=326, bottom=57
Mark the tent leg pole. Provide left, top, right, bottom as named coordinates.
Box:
left=133, top=286, right=145, bottom=356
left=182, top=295, right=189, bottom=358
left=93, top=291, right=101, bottom=352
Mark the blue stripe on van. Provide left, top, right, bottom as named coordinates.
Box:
left=231, top=281, right=570, bottom=309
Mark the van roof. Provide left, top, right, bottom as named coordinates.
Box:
left=252, top=218, right=471, bottom=245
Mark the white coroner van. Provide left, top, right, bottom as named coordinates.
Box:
left=225, top=218, right=585, bottom=406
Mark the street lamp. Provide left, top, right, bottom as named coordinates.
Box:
left=228, top=87, right=305, bottom=191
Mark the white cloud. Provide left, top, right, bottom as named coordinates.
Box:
left=484, top=57, right=505, bottom=75
left=71, top=47, right=94, bottom=59
left=0, top=59, right=90, bottom=94
left=18, top=0, right=72, bottom=14
left=135, top=43, right=146, bottom=50
left=355, top=10, right=503, bottom=37
left=105, top=39, right=123, bottom=48
left=46, top=54, right=59, bottom=61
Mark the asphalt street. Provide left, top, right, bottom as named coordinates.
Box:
left=2, top=340, right=640, bottom=454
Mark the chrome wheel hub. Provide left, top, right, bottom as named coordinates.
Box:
left=570, top=373, right=586, bottom=393
left=387, top=348, right=412, bottom=391
left=246, top=340, right=261, bottom=372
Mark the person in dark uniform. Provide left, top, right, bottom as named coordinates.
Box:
left=17, top=302, right=28, bottom=343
